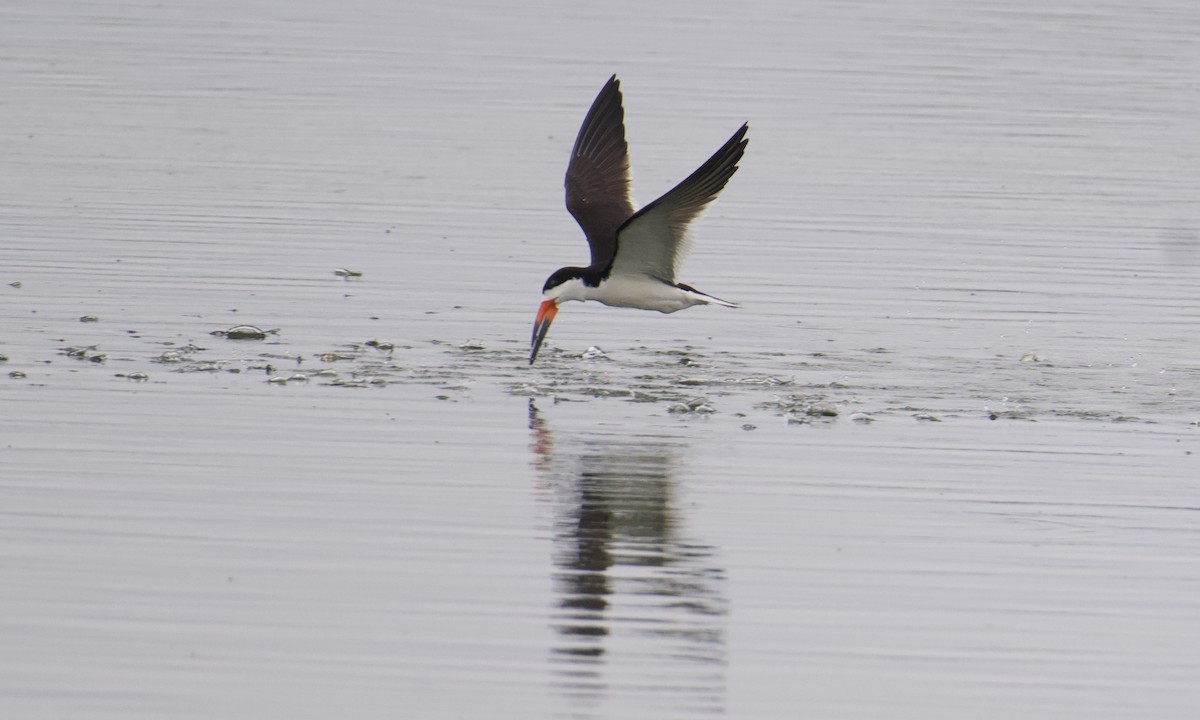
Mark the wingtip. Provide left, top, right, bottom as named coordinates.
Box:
left=600, top=74, right=621, bottom=96
left=732, top=122, right=750, bottom=146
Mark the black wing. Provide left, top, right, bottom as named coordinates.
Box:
left=565, top=75, right=635, bottom=269
left=611, top=123, right=748, bottom=282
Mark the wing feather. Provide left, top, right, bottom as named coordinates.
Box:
left=610, top=123, right=748, bottom=282
left=565, top=75, right=635, bottom=269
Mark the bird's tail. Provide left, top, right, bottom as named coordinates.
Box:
left=677, top=282, right=739, bottom=308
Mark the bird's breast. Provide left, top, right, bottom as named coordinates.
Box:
left=588, top=274, right=694, bottom=313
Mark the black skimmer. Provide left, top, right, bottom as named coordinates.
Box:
left=529, top=75, right=749, bottom=364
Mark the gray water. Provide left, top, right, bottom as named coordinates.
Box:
left=2, top=0, right=1199, bottom=718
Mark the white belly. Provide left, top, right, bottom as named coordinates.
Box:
left=586, top=274, right=733, bottom=313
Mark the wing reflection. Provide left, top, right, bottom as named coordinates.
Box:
left=528, top=400, right=727, bottom=716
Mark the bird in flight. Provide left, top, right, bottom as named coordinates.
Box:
left=529, top=75, right=749, bottom=364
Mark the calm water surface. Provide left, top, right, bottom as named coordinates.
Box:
left=2, top=0, right=1198, bottom=718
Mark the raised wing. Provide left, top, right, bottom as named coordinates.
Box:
left=610, top=123, right=748, bottom=282
left=565, top=75, right=635, bottom=269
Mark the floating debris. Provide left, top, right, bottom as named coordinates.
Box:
left=152, top=350, right=186, bottom=364
left=364, top=339, right=395, bottom=352
left=1020, top=352, right=1046, bottom=363
left=118, top=372, right=149, bottom=382
left=741, top=423, right=757, bottom=431
left=758, top=394, right=837, bottom=415
left=913, top=413, right=942, bottom=422
left=267, top=374, right=310, bottom=385
left=848, top=412, right=876, bottom=424
left=327, top=375, right=389, bottom=387
left=757, top=394, right=840, bottom=425
left=581, top=346, right=609, bottom=360
left=61, top=345, right=106, bottom=362
left=440, top=379, right=475, bottom=392
left=9, top=370, right=27, bottom=379
left=667, top=397, right=715, bottom=415
left=459, top=339, right=486, bottom=351
left=786, top=405, right=839, bottom=425
left=988, top=410, right=1035, bottom=421
left=580, top=386, right=631, bottom=399
left=318, top=352, right=356, bottom=362
left=8, top=281, right=20, bottom=288
left=211, top=325, right=271, bottom=340
left=738, top=376, right=793, bottom=386
left=327, top=378, right=369, bottom=388
left=0, top=354, right=7, bottom=363
left=79, top=315, right=99, bottom=323
left=178, top=361, right=223, bottom=373
left=334, top=268, right=363, bottom=278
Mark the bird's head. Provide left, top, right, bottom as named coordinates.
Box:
left=530, top=267, right=591, bottom=364
left=541, top=267, right=591, bottom=299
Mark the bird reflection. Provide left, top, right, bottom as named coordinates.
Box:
left=528, top=400, right=727, bottom=716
